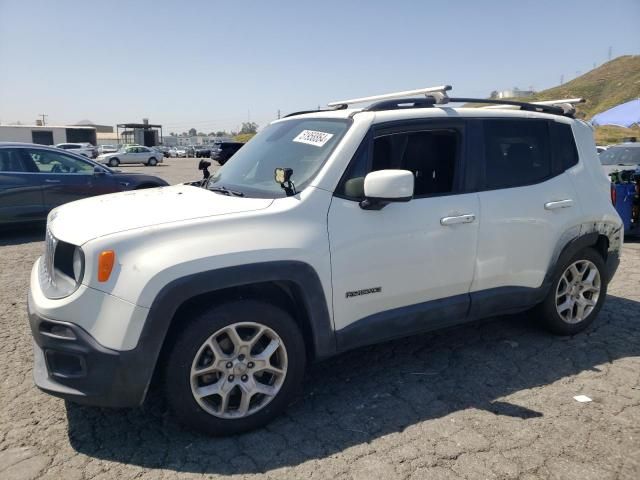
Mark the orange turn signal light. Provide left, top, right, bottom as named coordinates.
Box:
left=97, top=250, right=115, bottom=282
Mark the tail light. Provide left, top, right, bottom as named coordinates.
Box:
left=610, top=184, right=617, bottom=206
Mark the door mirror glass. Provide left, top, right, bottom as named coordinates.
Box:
left=94, top=166, right=106, bottom=175
left=360, top=169, right=414, bottom=210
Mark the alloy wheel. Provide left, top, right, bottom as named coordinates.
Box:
left=555, top=259, right=601, bottom=324
left=190, top=322, right=288, bottom=419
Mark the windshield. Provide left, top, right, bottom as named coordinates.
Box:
left=208, top=118, right=350, bottom=197
left=600, top=146, right=640, bottom=165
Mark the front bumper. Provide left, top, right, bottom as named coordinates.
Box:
left=28, top=291, right=155, bottom=408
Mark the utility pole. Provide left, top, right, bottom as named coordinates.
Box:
left=608, top=46, right=612, bottom=61
left=560, top=74, right=564, bottom=85
left=39, top=114, right=48, bottom=126
left=277, top=109, right=281, bottom=119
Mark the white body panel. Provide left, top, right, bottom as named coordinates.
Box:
left=471, top=173, right=580, bottom=291
left=328, top=193, right=479, bottom=330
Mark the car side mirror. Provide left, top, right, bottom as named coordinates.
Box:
left=94, top=166, right=106, bottom=176
left=359, top=170, right=414, bottom=210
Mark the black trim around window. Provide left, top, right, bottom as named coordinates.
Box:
left=333, top=117, right=581, bottom=200
left=334, top=118, right=468, bottom=201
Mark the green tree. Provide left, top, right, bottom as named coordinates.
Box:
left=239, top=122, right=258, bottom=135
left=188, top=128, right=197, bottom=136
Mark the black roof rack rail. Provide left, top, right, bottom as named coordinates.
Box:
left=284, top=104, right=348, bottom=118
left=365, top=97, right=437, bottom=111
left=284, top=86, right=584, bottom=119
left=450, top=97, right=585, bottom=117
left=450, top=97, right=566, bottom=115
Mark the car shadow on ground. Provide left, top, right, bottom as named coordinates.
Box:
left=0, top=225, right=44, bottom=246
left=66, top=295, right=640, bottom=474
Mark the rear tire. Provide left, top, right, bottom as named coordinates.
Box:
left=108, top=158, right=119, bottom=167
left=164, top=300, right=306, bottom=436
left=147, top=157, right=158, bottom=166
left=537, top=248, right=607, bottom=335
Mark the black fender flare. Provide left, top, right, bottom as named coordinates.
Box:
left=543, top=221, right=622, bottom=290
left=130, top=261, right=335, bottom=399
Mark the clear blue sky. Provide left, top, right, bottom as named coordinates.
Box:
left=1, top=0, right=638, bottom=133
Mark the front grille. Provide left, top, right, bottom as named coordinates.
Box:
left=40, top=227, right=58, bottom=289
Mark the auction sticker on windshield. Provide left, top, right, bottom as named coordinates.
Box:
left=293, top=130, right=334, bottom=147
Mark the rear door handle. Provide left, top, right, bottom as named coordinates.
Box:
left=440, top=214, right=476, bottom=226
left=544, top=199, right=573, bottom=210
left=44, top=179, right=61, bottom=183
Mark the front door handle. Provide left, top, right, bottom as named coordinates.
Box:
left=544, top=199, right=573, bottom=210
left=44, top=179, right=61, bottom=183
left=440, top=214, right=476, bottom=226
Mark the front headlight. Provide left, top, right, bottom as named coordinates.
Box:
left=72, top=247, right=84, bottom=282
left=39, top=235, right=85, bottom=299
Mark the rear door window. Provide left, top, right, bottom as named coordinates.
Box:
left=0, top=149, right=28, bottom=172
left=482, top=119, right=551, bottom=190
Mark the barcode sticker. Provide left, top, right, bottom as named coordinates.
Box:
left=293, top=130, right=334, bottom=147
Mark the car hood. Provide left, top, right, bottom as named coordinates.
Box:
left=48, top=184, right=274, bottom=245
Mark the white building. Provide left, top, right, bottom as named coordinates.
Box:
left=0, top=125, right=97, bottom=145
left=495, top=87, right=535, bottom=99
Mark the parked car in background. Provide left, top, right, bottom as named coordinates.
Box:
left=596, top=145, right=608, bottom=154
left=175, top=147, right=187, bottom=158
left=152, top=146, right=171, bottom=158
left=0, top=142, right=168, bottom=227
left=185, top=146, right=196, bottom=157
left=195, top=146, right=211, bottom=158
left=97, top=145, right=163, bottom=167
left=98, top=145, right=118, bottom=155
left=599, top=143, right=640, bottom=175
left=56, top=142, right=98, bottom=159
left=168, top=147, right=178, bottom=158
left=210, top=141, right=244, bottom=165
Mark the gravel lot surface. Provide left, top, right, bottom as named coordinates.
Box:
left=0, top=162, right=639, bottom=479
left=114, top=157, right=220, bottom=185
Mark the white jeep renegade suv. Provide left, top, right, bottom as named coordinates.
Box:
left=28, top=86, right=622, bottom=435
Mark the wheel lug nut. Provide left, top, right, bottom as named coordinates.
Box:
left=241, top=375, right=248, bottom=382
left=226, top=362, right=233, bottom=369
left=228, top=375, right=234, bottom=381
left=238, top=354, right=245, bottom=361
left=247, top=362, right=254, bottom=368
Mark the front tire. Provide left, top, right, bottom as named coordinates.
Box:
left=538, top=248, right=607, bottom=335
left=108, top=158, right=120, bottom=167
left=164, top=300, right=306, bottom=435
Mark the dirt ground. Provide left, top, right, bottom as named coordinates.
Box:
left=0, top=163, right=639, bottom=479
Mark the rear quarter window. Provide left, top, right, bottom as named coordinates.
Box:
left=550, top=122, right=579, bottom=171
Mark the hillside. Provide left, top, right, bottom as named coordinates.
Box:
left=471, top=55, right=640, bottom=143
left=524, top=55, right=640, bottom=119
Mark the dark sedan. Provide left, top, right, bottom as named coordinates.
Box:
left=210, top=141, right=244, bottom=165
left=0, top=142, right=169, bottom=227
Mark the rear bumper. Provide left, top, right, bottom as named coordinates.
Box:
left=605, top=250, right=620, bottom=283
left=28, top=291, right=155, bottom=408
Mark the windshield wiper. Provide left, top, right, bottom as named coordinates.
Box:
left=209, top=185, right=245, bottom=197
